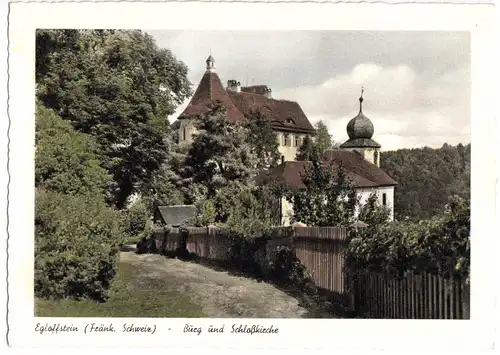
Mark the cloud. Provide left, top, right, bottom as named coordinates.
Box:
left=274, top=63, right=470, bottom=151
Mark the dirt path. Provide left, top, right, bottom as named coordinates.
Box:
left=121, top=248, right=309, bottom=318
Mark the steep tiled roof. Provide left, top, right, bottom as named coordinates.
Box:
left=257, top=150, right=397, bottom=189
left=176, top=60, right=314, bottom=133
left=227, top=91, right=315, bottom=133
left=178, top=71, right=245, bottom=122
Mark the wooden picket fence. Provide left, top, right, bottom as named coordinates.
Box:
left=151, top=225, right=470, bottom=319
left=351, top=270, right=470, bottom=319
left=292, top=226, right=350, bottom=306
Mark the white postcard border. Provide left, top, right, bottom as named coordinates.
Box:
left=6, top=1, right=497, bottom=350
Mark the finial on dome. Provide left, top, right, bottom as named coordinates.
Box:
left=206, top=54, right=216, bottom=72
left=359, top=86, right=364, bottom=112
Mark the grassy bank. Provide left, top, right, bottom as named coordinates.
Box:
left=35, top=253, right=207, bottom=318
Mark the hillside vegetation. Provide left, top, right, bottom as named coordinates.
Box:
left=381, top=143, right=470, bottom=221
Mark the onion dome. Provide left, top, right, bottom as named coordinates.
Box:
left=340, top=88, right=381, bottom=149
left=346, top=89, right=374, bottom=139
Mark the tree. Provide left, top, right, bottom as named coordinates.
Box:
left=35, top=103, right=111, bottom=197
left=288, top=160, right=359, bottom=226
left=295, top=121, right=336, bottom=162
left=296, top=135, right=320, bottom=161
left=36, top=30, right=192, bottom=208
left=357, top=192, right=391, bottom=229
left=245, top=112, right=281, bottom=169
left=314, top=120, right=334, bottom=155
left=180, top=103, right=259, bottom=221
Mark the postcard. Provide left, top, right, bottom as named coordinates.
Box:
left=4, top=0, right=497, bottom=351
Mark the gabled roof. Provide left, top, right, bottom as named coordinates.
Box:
left=257, top=150, right=397, bottom=189
left=178, top=71, right=245, bottom=123
left=324, top=150, right=396, bottom=186
left=156, top=205, right=196, bottom=227
left=227, top=91, right=315, bottom=133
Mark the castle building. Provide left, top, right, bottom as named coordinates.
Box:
left=174, top=55, right=316, bottom=162
left=174, top=55, right=397, bottom=225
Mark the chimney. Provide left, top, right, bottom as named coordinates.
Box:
left=264, top=87, right=272, bottom=99
left=227, top=79, right=241, bottom=93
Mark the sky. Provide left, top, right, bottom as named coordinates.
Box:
left=148, top=30, right=470, bottom=151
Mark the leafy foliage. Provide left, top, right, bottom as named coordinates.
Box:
left=245, top=111, right=281, bottom=169
left=180, top=104, right=259, bottom=221
left=381, top=143, right=470, bottom=220
left=122, top=200, right=150, bottom=240
left=357, top=192, right=391, bottom=229
left=263, top=245, right=314, bottom=288
left=295, top=135, right=320, bottom=161
left=36, top=29, right=192, bottom=208
left=295, top=120, right=337, bottom=161
left=35, top=190, right=124, bottom=300
left=193, top=199, right=217, bottom=227
left=139, top=163, right=185, bottom=213
left=35, top=103, right=111, bottom=197
left=314, top=120, right=334, bottom=155
left=346, top=196, right=470, bottom=281
left=288, top=161, right=359, bottom=226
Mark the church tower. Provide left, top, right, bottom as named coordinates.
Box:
left=340, top=89, right=381, bottom=166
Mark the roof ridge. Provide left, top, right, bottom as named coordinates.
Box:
left=208, top=72, right=213, bottom=100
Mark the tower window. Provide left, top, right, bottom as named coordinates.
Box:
left=382, top=193, right=387, bottom=206
left=374, top=150, right=379, bottom=165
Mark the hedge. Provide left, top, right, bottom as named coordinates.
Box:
left=35, top=190, right=124, bottom=301
left=346, top=196, right=470, bottom=281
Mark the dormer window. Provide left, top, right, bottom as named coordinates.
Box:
left=286, top=118, right=295, bottom=125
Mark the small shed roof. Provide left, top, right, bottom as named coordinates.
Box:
left=156, top=205, right=196, bottom=227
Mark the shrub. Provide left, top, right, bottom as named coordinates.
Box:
left=193, top=199, right=216, bottom=227
left=35, top=103, right=111, bottom=197
left=35, top=190, right=123, bottom=301
left=220, top=190, right=275, bottom=273
left=264, top=244, right=314, bottom=289
left=122, top=200, right=150, bottom=243
left=346, top=196, right=470, bottom=281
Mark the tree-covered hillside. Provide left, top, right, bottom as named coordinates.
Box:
left=381, top=143, right=470, bottom=221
